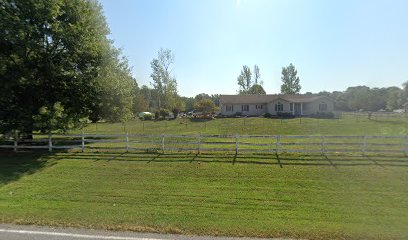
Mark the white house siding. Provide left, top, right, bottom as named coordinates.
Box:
left=305, top=98, right=334, bottom=115
left=221, top=104, right=238, bottom=116
left=267, top=99, right=291, bottom=115
left=247, top=104, right=267, bottom=116
left=220, top=95, right=334, bottom=116
left=301, top=103, right=313, bottom=115
left=221, top=103, right=266, bottom=116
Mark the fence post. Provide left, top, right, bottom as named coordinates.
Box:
left=276, top=135, right=280, bottom=154
left=235, top=132, right=239, bottom=155
left=81, top=131, right=85, bottom=153
left=48, top=133, right=53, bottom=152
left=405, top=135, right=408, bottom=156
left=125, top=132, right=129, bottom=152
left=161, top=133, right=165, bottom=153
left=197, top=133, right=201, bottom=154
left=362, top=136, right=367, bottom=156
left=13, top=133, right=18, bottom=152
left=320, top=136, right=325, bottom=155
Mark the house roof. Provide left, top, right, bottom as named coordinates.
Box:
left=220, top=94, right=330, bottom=104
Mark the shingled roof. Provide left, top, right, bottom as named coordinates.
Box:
left=220, top=94, right=329, bottom=104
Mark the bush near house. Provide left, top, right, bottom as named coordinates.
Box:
left=275, top=112, right=295, bottom=119
left=154, top=109, right=172, bottom=120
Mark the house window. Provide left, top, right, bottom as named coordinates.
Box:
left=256, top=105, right=263, bottom=109
left=226, top=105, right=233, bottom=112
left=319, top=102, right=327, bottom=111
left=242, top=105, right=249, bottom=111
left=275, top=102, right=283, bottom=112
left=290, top=103, right=293, bottom=112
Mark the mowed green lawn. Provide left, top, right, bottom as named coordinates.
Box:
left=1, top=116, right=408, bottom=239
left=0, top=151, right=407, bottom=240
left=78, top=115, right=408, bottom=136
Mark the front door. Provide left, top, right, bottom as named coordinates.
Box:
left=294, top=103, right=301, bottom=116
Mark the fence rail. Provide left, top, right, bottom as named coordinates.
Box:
left=1, top=132, right=408, bottom=156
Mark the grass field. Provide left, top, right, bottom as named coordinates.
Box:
left=1, top=116, right=408, bottom=239
left=78, top=115, right=408, bottom=136
left=1, top=152, right=407, bottom=239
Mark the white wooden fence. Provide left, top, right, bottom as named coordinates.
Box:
left=341, top=111, right=408, bottom=119
left=1, top=133, right=408, bottom=156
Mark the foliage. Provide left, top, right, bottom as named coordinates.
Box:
left=253, top=64, right=261, bottom=85
left=246, top=84, right=266, bottom=94
left=0, top=0, right=138, bottom=134
left=280, top=63, right=301, bottom=94
left=237, top=65, right=252, bottom=93
left=32, top=102, right=86, bottom=133
left=276, top=112, right=295, bottom=118
left=159, top=108, right=170, bottom=118
left=318, top=84, right=407, bottom=112
left=194, top=93, right=211, bottom=102
left=94, top=48, right=136, bottom=122
left=237, top=65, right=265, bottom=94
left=194, top=99, right=216, bottom=114
left=403, top=80, right=408, bottom=103
left=181, top=96, right=195, bottom=112
left=150, top=48, right=179, bottom=111
left=210, top=94, right=221, bottom=106
left=132, top=86, right=149, bottom=115
left=263, top=112, right=272, bottom=118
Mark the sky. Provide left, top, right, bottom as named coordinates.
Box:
left=99, top=0, right=408, bottom=97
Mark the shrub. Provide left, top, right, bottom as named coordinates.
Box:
left=234, top=112, right=242, bottom=117
left=171, top=108, right=181, bottom=119
left=154, top=111, right=160, bottom=120
left=277, top=112, right=295, bottom=118
left=160, top=109, right=171, bottom=118
left=263, top=112, right=272, bottom=118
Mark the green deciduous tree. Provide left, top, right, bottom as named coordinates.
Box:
left=150, top=48, right=178, bottom=110
left=33, top=102, right=86, bottom=133
left=280, top=63, right=301, bottom=94
left=94, top=49, right=136, bottom=122
left=403, top=81, right=408, bottom=103
left=237, top=65, right=265, bottom=94
left=0, top=0, right=138, bottom=136
left=247, top=84, right=266, bottom=94
left=194, top=99, right=216, bottom=114
left=195, top=93, right=211, bottom=102
left=181, top=97, right=195, bottom=112
left=237, top=65, right=252, bottom=93
left=253, top=64, right=262, bottom=85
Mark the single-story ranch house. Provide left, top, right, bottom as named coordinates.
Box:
left=220, top=94, right=334, bottom=116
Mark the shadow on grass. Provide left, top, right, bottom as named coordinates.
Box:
left=0, top=151, right=56, bottom=186
left=47, top=151, right=408, bottom=168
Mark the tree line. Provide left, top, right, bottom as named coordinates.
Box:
left=315, top=84, right=408, bottom=112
